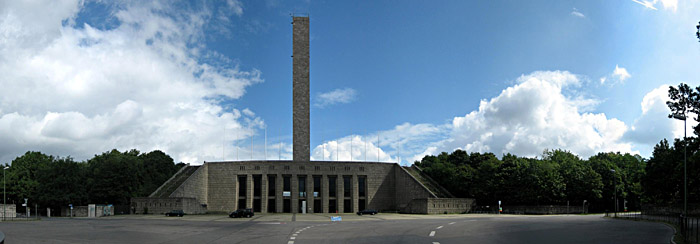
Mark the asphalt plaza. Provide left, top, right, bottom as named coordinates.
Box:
left=0, top=213, right=673, bottom=243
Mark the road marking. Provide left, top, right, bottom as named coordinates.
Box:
left=290, top=237, right=296, bottom=240
left=292, top=234, right=298, bottom=236
left=449, top=222, right=456, bottom=225
left=288, top=242, right=294, bottom=244
left=437, top=226, right=443, bottom=229
left=429, top=231, right=436, bottom=237
left=433, top=242, right=440, bottom=244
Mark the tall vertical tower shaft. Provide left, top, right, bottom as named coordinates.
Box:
left=292, top=16, right=310, bottom=162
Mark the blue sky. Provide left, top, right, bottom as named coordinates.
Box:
left=1, top=0, right=699, bottom=165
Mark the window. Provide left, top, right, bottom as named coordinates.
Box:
left=315, top=166, right=321, bottom=171
left=345, top=166, right=351, bottom=171
left=298, top=176, right=307, bottom=197
left=238, top=175, right=247, bottom=197
left=283, top=175, right=291, bottom=196
left=358, top=176, right=366, bottom=197
left=343, top=176, right=352, bottom=196
left=240, top=165, right=245, bottom=170
left=268, top=175, right=276, bottom=196
left=328, top=176, right=337, bottom=197
left=313, top=176, right=321, bottom=197
left=253, top=175, right=262, bottom=197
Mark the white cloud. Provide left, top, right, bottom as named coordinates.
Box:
left=624, top=85, right=696, bottom=155
left=631, top=0, right=678, bottom=12
left=310, top=71, right=684, bottom=164
left=311, top=122, right=446, bottom=165
left=315, top=88, right=357, bottom=108
left=600, top=64, right=631, bottom=85
left=613, top=65, right=631, bottom=82
left=443, top=71, right=634, bottom=159
left=571, top=8, right=585, bottom=18
left=0, top=1, right=268, bottom=164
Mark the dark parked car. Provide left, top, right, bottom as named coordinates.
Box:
left=357, top=209, right=378, bottom=215
left=229, top=208, right=254, bottom=218
left=166, top=210, right=184, bottom=217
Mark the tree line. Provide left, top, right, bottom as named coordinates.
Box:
left=416, top=82, right=700, bottom=212
left=3, top=149, right=183, bottom=213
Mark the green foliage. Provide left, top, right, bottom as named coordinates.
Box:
left=3, top=149, right=182, bottom=210
left=417, top=149, right=645, bottom=211
left=642, top=138, right=700, bottom=206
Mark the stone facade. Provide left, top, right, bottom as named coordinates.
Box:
left=132, top=160, right=475, bottom=214
left=292, top=16, right=310, bottom=162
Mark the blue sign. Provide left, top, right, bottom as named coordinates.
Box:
left=331, top=216, right=342, bottom=222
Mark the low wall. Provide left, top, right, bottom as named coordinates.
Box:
left=402, top=198, right=475, bottom=214
left=0, top=204, right=16, bottom=218
left=131, top=197, right=207, bottom=215
left=642, top=205, right=700, bottom=216
left=503, top=205, right=585, bottom=214
left=61, top=206, right=89, bottom=217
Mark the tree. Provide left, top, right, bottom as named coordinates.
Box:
left=138, top=150, right=180, bottom=196
left=7, top=152, right=53, bottom=206
left=87, top=149, right=143, bottom=205
left=545, top=150, right=603, bottom=205
left=36, top=157, right=88, bottom=209
left=667, top=83, right=700, bottom=135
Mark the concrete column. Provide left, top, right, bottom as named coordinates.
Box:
left=291, top=175, right=298, bottom=213
left=307, top=174, right=314, bottom=213
left=261, top=175, right=268, bottom=213
left=233, top=174, right=239, bottom=210
left=292, top=17, right=310, bottom=162
left=276, top=174, right=283, bottom=213
left=246, top=174, right=253, bottom=210
left=322, top=175, right=329, bottom=213
left=337, top=176, right=344, bottom=213
left=352, top=174, right=359, bottom=213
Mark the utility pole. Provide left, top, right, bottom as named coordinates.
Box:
left=350, top=136, right=353, bottom=161
left=250, top=131, right=253, bottom=160
left=377, top=133, right=380, bottom=161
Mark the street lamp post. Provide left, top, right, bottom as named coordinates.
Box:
left=610, top=169, right=617, bottom=217
left=3, top=166, right=8, bottom=221
left=672, top=113, right=687, bottom=216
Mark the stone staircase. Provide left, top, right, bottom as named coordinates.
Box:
left=402, top=165, right=454, bottom=198
left=149, top=165, right=200, bottom=198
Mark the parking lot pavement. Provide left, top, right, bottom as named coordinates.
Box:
left=0, top=214, right=671, bottom=243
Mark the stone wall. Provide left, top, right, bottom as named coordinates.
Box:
left=394, top=166, right=434, bottom=212
left=170, top=165, right=207, bottom=207
left=401, top=198, right=475, bottom=214
left=131, top=197, right=206, bottom=215
left=61, top=206, right=88, bottom=217
left=502, top=205, right=585, bottom=214
left=0, top=204, right=16, bottom=218
left=427, top=198, right=475, bottom=214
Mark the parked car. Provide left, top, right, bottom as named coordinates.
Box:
left=166, top=210, right=184, bottom=217
left=229, top=208, right=254, bottom=218
left=356, top=209, right=378, bottom=216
